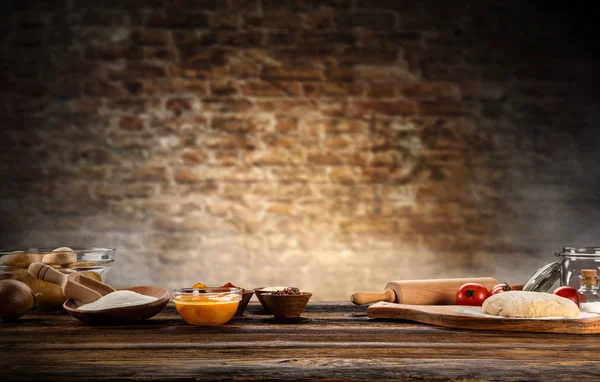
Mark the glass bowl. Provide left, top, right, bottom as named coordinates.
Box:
left=172, top=287, right=242, bottom=325
left=0, top=247, right=116, bottom=312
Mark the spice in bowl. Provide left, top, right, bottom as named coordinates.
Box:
left=172, top=287, right=242, bottom=325
left=260, top=288, right=312, bottom=319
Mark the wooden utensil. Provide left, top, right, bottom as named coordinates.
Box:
left=367, top=302, right=600, bottom=334
left=63, top=286, right=170, bottom=325
left=351, top=277, right=499, bottom=305
left=28, top=262, right=116, bottom=304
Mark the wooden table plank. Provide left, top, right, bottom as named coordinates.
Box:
left=1, top=302, right=598, bottom=381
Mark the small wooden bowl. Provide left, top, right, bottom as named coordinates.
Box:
left=254, top=287, right=299, bottom=314
left=63, top=286, right=170, bottom=325
left=235, top=290, right=255, bottom=316
left=253, top=287, right=272, bottom=313
left=260, top=292, right=312, bottom=319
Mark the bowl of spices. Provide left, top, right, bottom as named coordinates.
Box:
left=254, top=286, right=299, bottom=314
left=63, top=286, right=170, bottom=325
left=260, top=287, right=312, bottom=319
left=172, top=287, right=242, bottom=325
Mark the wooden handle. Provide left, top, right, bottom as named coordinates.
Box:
left=387, top=277, right=499, bottom=305
left=28, top=262, right=67, bottom=287
left=351, top=289, right=395, bottom=305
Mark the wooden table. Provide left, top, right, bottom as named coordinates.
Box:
left=2, top=302, right=599, bottom=381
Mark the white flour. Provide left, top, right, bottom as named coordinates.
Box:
left=78, top=290, right=157, bottom=311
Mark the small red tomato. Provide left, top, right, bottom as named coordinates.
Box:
left=456, top=283, right=490, bottom=306
left=491, top=282, right=513, bottom=295
left=552, top=286, right=580, bottom=307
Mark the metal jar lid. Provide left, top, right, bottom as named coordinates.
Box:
left=523, top=261, right=561, bottom=292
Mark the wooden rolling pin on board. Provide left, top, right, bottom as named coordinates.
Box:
left=351, top=277, right=500, bottom=305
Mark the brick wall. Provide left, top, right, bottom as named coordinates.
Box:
left=1, top=0, right=600, bottom=300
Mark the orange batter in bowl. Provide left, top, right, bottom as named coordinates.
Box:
left=172, top=288, right=241, bottom=326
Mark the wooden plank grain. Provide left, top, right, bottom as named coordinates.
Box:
left=2, top=302, right=599, bottom=381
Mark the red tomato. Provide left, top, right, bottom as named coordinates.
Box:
left=456, top=283, right=490, bottom=306
left=490, top=283, right=513, bottom=295
left=552, top=286, right=580, bottom=307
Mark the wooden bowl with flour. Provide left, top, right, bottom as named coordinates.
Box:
left=63, top=286, right=169, bottom=325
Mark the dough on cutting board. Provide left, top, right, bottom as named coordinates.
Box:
left=482, top=291, right=580, bottom=318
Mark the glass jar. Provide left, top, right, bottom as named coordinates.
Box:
left=524, top=247, right=600, bottom=292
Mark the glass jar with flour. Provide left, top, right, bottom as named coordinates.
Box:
left=523, top=247, right=600, bottom=292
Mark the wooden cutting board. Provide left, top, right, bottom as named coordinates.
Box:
left=367, top=302, right=600, bottom=334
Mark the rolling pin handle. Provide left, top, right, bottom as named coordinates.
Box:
left=350, top=289, right=396, bottom=305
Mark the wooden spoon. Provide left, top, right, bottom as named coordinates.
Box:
left=28, top=262, right=116, bottom=304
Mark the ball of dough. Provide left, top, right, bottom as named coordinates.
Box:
left=42, top=247, right=77, bottom=266
left=482, top=291, right=580, bottom=318
left=0, top=251, right=44, bottom=268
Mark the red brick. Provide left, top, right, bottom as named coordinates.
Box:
left=215, top=151, right=238, bottom=166
left=243, top=150, right=293, bottom=166
left=183, top=150, right=208, bottom=164
left=335, top=11, right=396, bottom=30
left=202, top=97, right=253, bottom=113
left=228, top=0, right=260, bottom=10
left=174, top=168, right=199, bottom=183
left=166, top=97, right=194, bottom=115
left=339, top=219, right=398, bottom=234
left=307, top=152, right=343, bottom=166
left=229, top=62, right=261, bottom=78
left=83, top=79, right=127, bottom=97
left=118, top=115, right=144, bottom=130
left=330, top=167, right=359, bottom=183
left=263, top=134, right=297, bottom=149
left=108, top=63, right=166, bottom=80
left=325, top=64, right=355, bottom=82
left=418, top=100, right=469, bottom=116
left=122, top=166, right=169, bottom=183
left=262, top=65, right=324, bottom=81
left=210, top=80, right=238, bottom=96
left=366, top=82, right=396, bottom=97
left=199, top=31, right=264, bottom=46
left=168, top=0, right=226, bottom=9
left=146, top=8, right=209, bottom=28
left=399, top=82, right=461, bottom=100
left=203, top=136, right=257, bottom=149
left=210, top=12, right=242, bottom=29
left=105, top=98, right=161, bottom=112
left=244, top=11, right=303, bottom=29
left=131, top=30, right=170, bottom=46
left=303, top=82, right=362, bottom=97
left=240, top=81, right=302, bottom=97
left=275, top=116, right=298, bottom=133
left=353, top=100, right=417, bottom=116
left=211, top=116, right=263, bottom=134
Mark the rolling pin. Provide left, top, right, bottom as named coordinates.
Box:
left=351, top=277, right=499, bottom=305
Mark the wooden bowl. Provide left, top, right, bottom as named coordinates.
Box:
left=235, top=290, right=255, bottom=316
left=63, top=286, right=170, bottom=325
left=260, top=292, right=312, bottom=319
left=253, top=287, right=272, bottom=313
left=254, top=287, right=299, bottom=314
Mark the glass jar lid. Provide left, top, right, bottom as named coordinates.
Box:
left=523, top=261, right=561, bottom=292
left=556, top=247, right=600, bottom=257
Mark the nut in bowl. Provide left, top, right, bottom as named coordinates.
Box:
left=0, top=247, right=116, bottom=312
left=260, top=288, right=312, bottom=319
left=172, top=287, right=242, bottom=325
